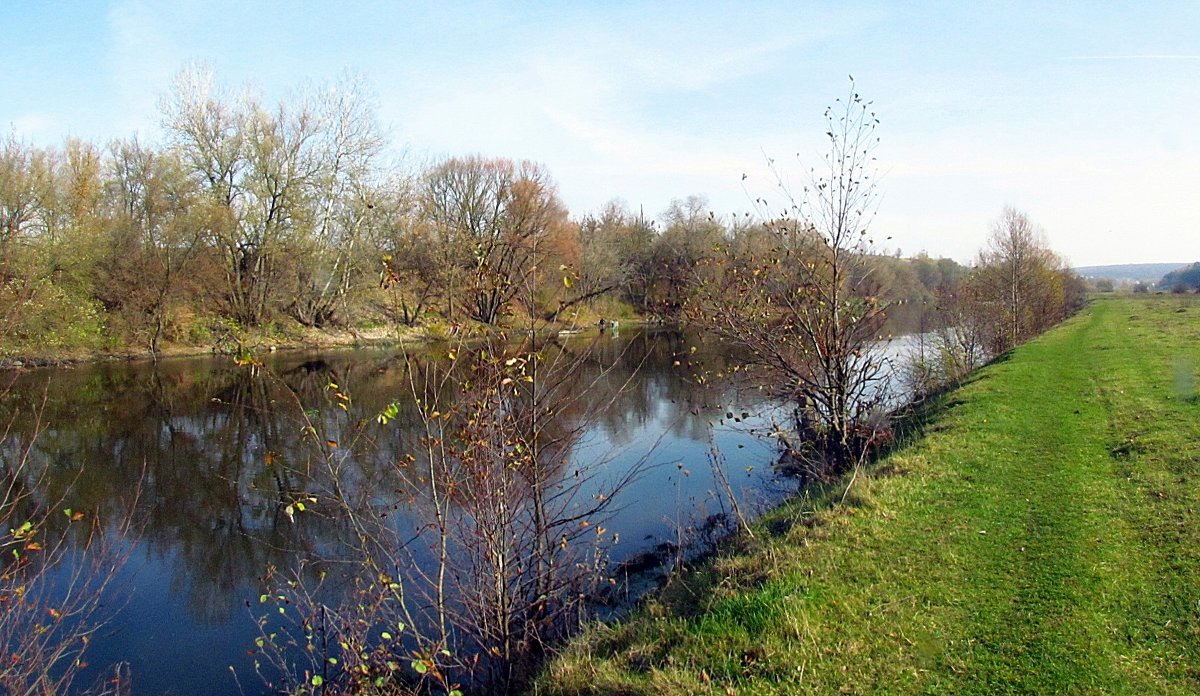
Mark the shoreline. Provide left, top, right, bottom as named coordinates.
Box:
left=0, top=317, right=662, bottom=371
left=0, top=325, right=427, bottom=370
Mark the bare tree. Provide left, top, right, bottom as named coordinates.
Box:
left=690, top=81, right=891, bottom=477
left=99, top=139, right=208, bottom=354
left=160, top=67, right=256, bottom=322
left=250, top=270, right=644, bottom=694
left=286, top=75, right=388, bottom=328
left=0, top=135, right=54, bottom=250
left=0, top=136, right=54, bottom=340
left=162, top=66, right=362, bottom=327
left=979, top=207, right=1043, bottom=351
left=971, top=207, right=1083, bottom=354
left=377, top=190, right=442, bottom=327
left=905, top=209, right=1084, bottom=396
left=561, top=200, right=659, bottom=319
left=644, top=195, right=723, bottom=319
left=421, top=157, right=570, bottom=325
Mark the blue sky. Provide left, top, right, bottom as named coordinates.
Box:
left=3, top=1, right=1198, bottom=265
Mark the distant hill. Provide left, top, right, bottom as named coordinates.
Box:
left=1074, top=262, right=1190, bottom=282
left=1158, top=262, right=1200, bottom=290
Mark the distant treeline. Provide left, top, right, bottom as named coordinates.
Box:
left=0, top=68, right=1080, bottom=358
left=1076, top=262, right=1200, bottom=294
left=1156, top=263, right=1200, bottom=292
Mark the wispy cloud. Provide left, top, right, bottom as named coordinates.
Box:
left=8, top=113, right=67, bottom=140
left=3, top=0, right=1189, bottom=266
left=1061, top=54, right=1200, bottom=61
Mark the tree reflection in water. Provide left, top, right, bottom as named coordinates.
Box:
left=1, top=328, right=789, bottom=694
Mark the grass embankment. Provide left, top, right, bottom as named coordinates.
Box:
left=536, top=295, right=1200, bottom=694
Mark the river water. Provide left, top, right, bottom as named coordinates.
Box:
left=5, top=328, right=842, bottom=694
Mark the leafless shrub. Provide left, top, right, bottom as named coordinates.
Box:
left=689, top=81, right=892, bottom=479
left=250, top=309, right=646, bottom=694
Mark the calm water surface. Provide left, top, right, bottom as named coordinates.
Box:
left=5, top=329, right=821, bottom=695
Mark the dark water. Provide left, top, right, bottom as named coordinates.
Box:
left=1, top=329, right=809, bottom=695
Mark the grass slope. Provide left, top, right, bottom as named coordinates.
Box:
left=535, top=296, right=1200, bottom=695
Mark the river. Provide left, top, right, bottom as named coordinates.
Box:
left=0, top=326, right=918, bottom=694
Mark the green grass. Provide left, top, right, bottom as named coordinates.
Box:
left=533, top=296, right=1200, bottom=695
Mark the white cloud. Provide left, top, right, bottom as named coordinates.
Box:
left=7, top=113, right=67, bottom=140
left=382, top=3, right=869, bottom=219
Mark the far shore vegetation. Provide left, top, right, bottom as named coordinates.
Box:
left=1, top=68, right=1094, bottom=369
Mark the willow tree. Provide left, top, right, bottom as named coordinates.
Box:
left=162, top=67, right=387, bottom=327
left=421, top=157, right=571, bottom=325
left=95, top=139, right=213, bottom=353
left=0, top=136, right=54, bottom=339
left=691, top=82, right=890, bottom=477
left=285, top=76, right=388, bottom=328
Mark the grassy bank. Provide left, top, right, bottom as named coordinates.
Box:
left=535, top=295, right=1200, bottom=694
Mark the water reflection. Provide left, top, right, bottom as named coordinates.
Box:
left=1, top=329, right=794, bottom=694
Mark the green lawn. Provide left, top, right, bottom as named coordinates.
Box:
left=534, top=296, right=1200, bottom=695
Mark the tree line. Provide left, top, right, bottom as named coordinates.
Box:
left=0, top=67, right=1005, bottom=360
left=1156, top=262, right=1200, bottom=293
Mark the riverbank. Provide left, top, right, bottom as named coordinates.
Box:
left=0, top=323, right=425, bottom=369
left=535, top=295, right=1200, bottom=694
left=0, top=309, right=649, bottom=369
